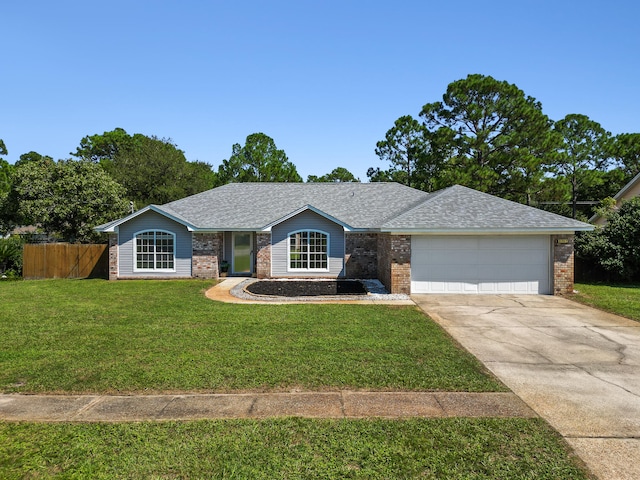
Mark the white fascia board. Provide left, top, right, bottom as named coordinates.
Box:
left=261, top=204, right=354, bottom=232
left=381, top=226, right=594, bottom=235
left=94, top=205, right=198, bottom=233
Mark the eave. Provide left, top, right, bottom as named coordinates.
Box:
left=380, top=226, right=594, bottom=235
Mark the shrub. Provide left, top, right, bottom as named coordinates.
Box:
left=576, top=197, right=640, bottom=281
left=0, top=236, right=23, bottom=277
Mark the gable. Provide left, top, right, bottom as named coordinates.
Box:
left=262, top=204, right=354, bottom=231
left=95, top=205, right=197, bottom=233
left=270, top=209, right=345, bottom=277
left=116, top=210, right=193, bottom=277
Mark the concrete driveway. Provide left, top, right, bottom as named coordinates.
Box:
left=413, top=294, right=640, bottom=480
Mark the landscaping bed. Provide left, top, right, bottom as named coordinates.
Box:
left=245, top=279, right=367, bottom=297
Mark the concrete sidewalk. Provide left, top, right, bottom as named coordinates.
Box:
left=0, top=391, right=535, bottom=422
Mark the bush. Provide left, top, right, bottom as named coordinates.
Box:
left=576, top=197, right=640, bottom=282
left=0, top=236, right=23, bottom=277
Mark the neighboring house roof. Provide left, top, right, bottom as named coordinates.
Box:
left=612, top=171, right=640, bottom=201
left=590, top=171, right=640, bottom=224
left=95, top=182, right=593, bottom=234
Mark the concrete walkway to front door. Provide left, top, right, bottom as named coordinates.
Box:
left=413, top=294, right=640, bottom=480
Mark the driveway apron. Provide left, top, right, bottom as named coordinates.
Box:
left=413, top=294, right=640, bottom=480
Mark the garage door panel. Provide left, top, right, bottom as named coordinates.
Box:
left=479, top=280, right=539, bottom=294
left=426, top=237, right=478, bottom=250
left=418, top=281, right=478, bottom=294
left=480, top=263, right=547, bottom=280
left=419, top=250, right=477, bottom=266
left=411, top=235, right=550, bottom=295
left=413, top=265, right=478, bottom=282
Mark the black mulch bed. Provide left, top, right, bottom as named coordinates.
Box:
left=245, top=280, right=368, bottom=297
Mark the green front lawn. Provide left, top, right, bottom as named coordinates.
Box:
left=0, top=279, right=503, bottom=394
left=573, top=282, right=640, bottom=321
left=0, top=418, right=589, bottom=479
left=0, top=280, right=593, bottom=478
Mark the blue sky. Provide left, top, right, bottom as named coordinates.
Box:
left=3, top=1, right=639, bottom=182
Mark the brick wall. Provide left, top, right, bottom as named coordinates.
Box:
left=553, top=234, right=575, bottom=295
left=192, top=233, right=223, bottom=279
left=377, top=234, right=391, bottom=290
left=256, top=232, right=272, bottom=278
left=345, top=233, right=378, bottom=278
left=108, top=233, right=118, bottom=280
left=377, top=233, right=411, bottom=294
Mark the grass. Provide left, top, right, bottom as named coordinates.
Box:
left=573, top=282, right=640, bottom=321
left=0, top=279, right=503, bottom=394
left=0, top=280, right=593, bottom=478
left=0, top=418, right=590, bottom=479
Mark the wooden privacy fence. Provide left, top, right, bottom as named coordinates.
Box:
left=23, top=244, right=108, bottom=279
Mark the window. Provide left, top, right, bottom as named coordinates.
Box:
left=135, top=230, right=175, bottom=271
left=289, top=230, right=328, bottom=271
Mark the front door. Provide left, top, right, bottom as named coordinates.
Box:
left=232, top=232, right=252, bottom=275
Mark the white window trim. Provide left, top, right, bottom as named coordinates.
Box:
left=287, top=229, right=330, bottom=272
left=133, top=229, right=177, bottom=273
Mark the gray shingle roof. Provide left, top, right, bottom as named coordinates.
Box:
left=96, top=182, right=593, bottom=233
left=382, top=185, right=592, bottom=231
left=159, top=182, right=429, bottom=230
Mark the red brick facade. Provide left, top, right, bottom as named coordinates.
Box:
left=256, top=232, right=272, bottom=279
left=192, top=233, right=224, bottom=279
left=376, top=233, right=411, bottom=294
left=108, top=233, right=118, bottom=281
left=552, top=234, right=575, bottom=295
left=345, top=233, right=378, bottom=279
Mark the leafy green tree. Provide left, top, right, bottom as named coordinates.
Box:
left=579, top=168, right=628, bottom=207
left=366, top=167, right=398, bottom=183
left=72, top=129, right=214, bottom=207
left=215, top=133, right=302, bottom=185
left=419, top=74, right=558, bottom=202
left=0, top=149, right=11, bottom=197
left=0, top=159, right=11, bottom=195
left=576, top=197, right=640, bottom=281
left=112, top=135, right=214, bottom=206
left=307, top=167, right=360, bottom=183
left=8, top=158, right=129, bottom=242
left=374, top=115, right=430, bottom=189
left=72, top=127, right=135, bottom=166
left=16, top=151, right=54, bottom=167
left=608, top=133, right=640, bottom=178
left=553, top=114, right=611, bottom=218
left=0, top=140, right=13, bottom=235
left=2, top=153, right=58, bottom=235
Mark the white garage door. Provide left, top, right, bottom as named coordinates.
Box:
left=411, top=235, right=551, bottom=294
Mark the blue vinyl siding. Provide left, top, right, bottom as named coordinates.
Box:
left=271, top=210, right=344, bottom=277
left=118, top=211, right=192, bottom=277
